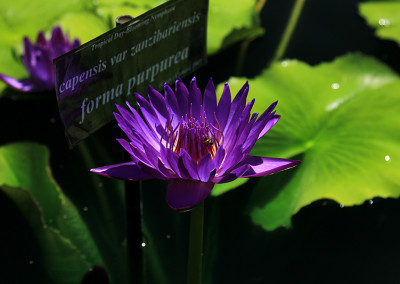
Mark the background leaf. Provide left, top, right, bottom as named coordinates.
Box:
left=359, top=0, right=400, bottom=45
left=0, top=142, right=103, bottom=283
left=207, top=0, right=261, bottom=54
left=0, top=0, right=262, bottom=93
left=218, top=53, right=400, bottom=230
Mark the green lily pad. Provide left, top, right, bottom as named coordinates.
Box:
left=0, top=142, right=103, bottom=282
left=95, top=0, right=262, bottom=54
left=212, top=178, right=249, bottom=196
left=219, top=54, right=400, bottom=230
left=359, top=0, right=400, bottom=44
left=207, top=0, right=261, bottom=54
left=94, top=0, right=165, bottom=28
left=53, top=12, right=109, bottom=44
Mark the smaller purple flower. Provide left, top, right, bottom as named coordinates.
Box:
left=0, top=26, right=80, bottom=92
left=91, top=78, right=301, bottom=211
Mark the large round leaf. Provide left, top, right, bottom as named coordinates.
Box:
left=219, top=54, right=400, bottom=230
left=359, top=0, right=400, bottom=44
left=207, top=0, right=263, bottom=54
left=0, top=142, right=103, bottom=283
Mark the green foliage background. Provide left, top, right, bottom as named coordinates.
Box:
left=1, top=0, right=400, bottom=283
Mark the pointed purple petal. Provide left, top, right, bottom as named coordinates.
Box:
left=51, top=26, right=68, bottom=57
left=165, top=148, right=183, bottom=178
left=236, top=113, right=257, bottom=147
left=157, top=158, right=175, bottom=178
left=213, top=163, right=250, bottom=184
left=179, top=149, right=199, bottom=180
left=166, top=180, right=214, bottom=211
left=216, top=83, right=231, bottom=131
left=189, top=77, right=202, bottom=119
left=36, top=31, right=48, bottom=47
left=90, top=162, right=152, bottom=181
left=177, top=156, right=192, bottom=180
left=165, top=83, right=180, bottom=121
left=148, top=85, right=168, bottom=125
left=258, top=115, right=280, bottom=139
left=123, top=102, right=160, bottom=148
left=223, top=85, right=249, bottom=137
left=137, top=161, right=168, bottom=179
left=240, top=156, right=301, bottom=178
left=22, top=37, right=35, bottom=77
left=197, top=153, right=215, bottom=182
left=116, top=138, right=134, bottom=155
left=0, top=74, right=38, bottom=92
left=203, top=78, right=217, bottom=124
left=218, top=143, right=245, bottom=176
left=243, top=114, right=280, bottom=153
left=34, top=48, right=54, bottom=87
left=72, top=39, right=80, bottom=49
left=135, top=92, right=164, bottom=137
left=175, top=78, right=189, bottom=116
left=213, top=146, right=226, bottom=170
left=226, top=82, right=249, bottom=125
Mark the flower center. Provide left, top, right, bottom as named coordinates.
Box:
left=163, top=113, right=222, bottom=162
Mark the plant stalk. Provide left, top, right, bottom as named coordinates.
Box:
left=187, top=202, right=204, bottom=284
left=272, top=0, right=307, bottom=62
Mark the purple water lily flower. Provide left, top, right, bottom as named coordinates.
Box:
left=91, top=77, right=300, bottom=211
left=0, top=26, right=80, bottom=92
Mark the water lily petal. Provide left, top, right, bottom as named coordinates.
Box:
left=116, top=138, right=133, bottom=155
left=148, top=85, right=168, bottom=125
left=175, top=77, right=189, bottom=116
left=135, top=92, right=164, bottom=137
left=223, top=84, right=249, bottom=137
left=239, top=156, right=301, bottom=178
left=203, top=78, right=217, bottom=124
left=36, top=31, right=48, bottom=47
left=179, top=149, right=199, bottom=180
left=166, top=180, right=214, bottom=211
left=213, top=146, right=226, bottom=170
left=51, top=26, right=69, bottom=57
left=213, top=163, right=250, bottom=184
left=0, top=74, right=38, bottom=92
left=216, top=82, right=231, bottom=131
left=138, top=161, right=169, bottom=180
left=197, top=153, right=215, bottom=182
left=164, top=82, right=180, bottom=126
left=257, top=115, right=280, bottom=140
left=189, top=77, right=202, bottom=119
left=90, top=162, right=153, bottom=181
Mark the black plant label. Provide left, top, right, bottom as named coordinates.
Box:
left=54, top=0, right=209, bottom=148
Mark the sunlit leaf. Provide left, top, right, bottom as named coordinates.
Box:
left=55, top=12, right=109, bottom=44
left=212, top=178, right=249, bottom=196
left=208, top=0, right=261, bottom=54
left=0, top=142, right=103, bottom=282
left=359, top=0, right=400, bottom=44
left=219, top=54, right=400, bottom=230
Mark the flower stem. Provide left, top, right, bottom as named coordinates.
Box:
left=187, top=201, right=204, bottom=284
left=272, top=0, right=307, bottom=62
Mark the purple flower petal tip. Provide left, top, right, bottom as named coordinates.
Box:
left=91, top=77, right=301, bottom=209
left=1, top=26, right=80, bottom=92
left=240, top=156, right=301, bottom=178
left=0, top=74, right=38, bottom=92
left=90, top=162, right=152, bottom=181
